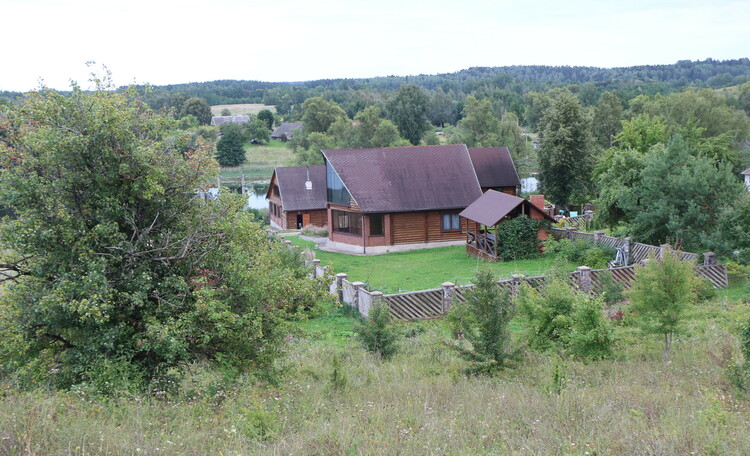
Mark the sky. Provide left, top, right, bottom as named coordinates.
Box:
left=2, top=0, right=749, bottom=92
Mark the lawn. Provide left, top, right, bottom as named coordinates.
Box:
left=219, top=140, right=295, bottom=180
left=287, top=236, right=574, bottom=293
left=210, top=103, right=276, bottom=116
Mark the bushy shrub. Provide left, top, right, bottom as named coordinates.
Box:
left=567, top=294, right=615, bottom=360
left=544, top=238, right=615, bottom=269
left=300, top=224, right=329, bottom=237
left=354, top=301, right=400, bottom=359
left=518, top=272, right=614, bottom=360
left=596, top=270, right=625, bottom=304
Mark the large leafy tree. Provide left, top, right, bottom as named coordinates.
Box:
left=0, top=80, right=324, bottom=389
left=621, top=136, right=745, bottom=251
left=538, top=91, right=594, bottom=207
left=592, top=91, right=623, bottom=148
left=216, top=122, right=247, bottom=166
left=454, top=96, right=501, bottom=147
left=179, top=97, right=212, bottom=125
left=300, top=96, right=347, bottom=134
left=387, top=84, right=430, bottom=145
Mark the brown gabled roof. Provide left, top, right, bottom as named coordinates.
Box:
left=459, top=190, right=555, bottom=226
left=271, top=122, right=303, bottom=139
left=322, top=144, right=482, bottom=213
left=266, top=165, right=327, bottom=211
left=468, top=147, right=521, bottom=189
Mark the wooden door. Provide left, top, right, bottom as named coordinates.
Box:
left=303, top=213, right=311, bottom=227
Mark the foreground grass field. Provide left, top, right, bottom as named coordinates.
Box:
left=3, top=293, right=750, bottom=455
left=288, top=236, right=575, bottom=293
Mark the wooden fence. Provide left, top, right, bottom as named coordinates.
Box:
left=551, top=228, right=700, bottom=264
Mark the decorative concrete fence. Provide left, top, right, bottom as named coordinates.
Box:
left=551, top=227, right=700, bottom=264
left=290, top=235, right=728, bottom=322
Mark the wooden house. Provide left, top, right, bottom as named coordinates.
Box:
left=271, top=123, right=303, bottom=141
left=459, top=190, right=556, bottom=261
left=468, top=147, right=520, bottom=194
left=322, top=144, right=492, bottom=254
left=210, top=115, right=250, bottom=127
left=266, top=165, right=327, bottom=230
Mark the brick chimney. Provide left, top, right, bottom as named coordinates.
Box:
left=530, top=194, right=545, bottom=211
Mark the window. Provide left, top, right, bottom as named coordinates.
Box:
left=326, top=161, right=351, bottom=206
left=442, top=213, right=460, bottom=231
left=332, top=210, right=362, bottom=235
left=370, top=214, right=384, bottom=236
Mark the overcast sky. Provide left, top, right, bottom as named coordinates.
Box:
left=3, top=0, right=749, bottom=92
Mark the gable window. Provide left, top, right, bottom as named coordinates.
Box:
left=326, top=161, right=351, bottom=206
left=332, top=210, right=362, bottom=235
left=442, top=213, right=460, bottom=231
left=370, top=214, right=384, bottom=236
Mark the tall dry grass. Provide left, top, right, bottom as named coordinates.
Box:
left=2, top=299, right=750, bottom=455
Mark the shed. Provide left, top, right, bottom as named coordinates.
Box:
left=459, top=190, right=555, bottom=261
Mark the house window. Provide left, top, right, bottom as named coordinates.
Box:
left=370, top=214, right=384, bottom=236
left=332, top=210, right=362, bottom=235
left=273, top=185, right=280, bottom=197
left=442, top=213, right=460, bottom=231
left=326, top=161, right=351, bottom=206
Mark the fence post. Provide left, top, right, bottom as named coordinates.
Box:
left=594, top=230, right=604, bottom=244
left=565, top=227, right=576, bottom=238
left=369, top=291, right=383, bottom=318
left=659, top=243, right=671, bottom=260
left=511, top=274, right=524, bottom=296
left=335, top=273, right=347, bottom=304
left=623, top=237, right=631, bottom=265
left=576, top=266, right=592, bottom=292
left=703, top=252, right=717, bottom=266
left=441, top=282, right=455, bottom=314
left=312, top=259, right=321, bottom=277
left=352, top=281, right=365, bottom=312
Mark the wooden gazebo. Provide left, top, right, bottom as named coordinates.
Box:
left=459, top=190, right=555, bottom=261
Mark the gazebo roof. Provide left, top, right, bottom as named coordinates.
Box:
left=459, top=190, right=554, bottom=226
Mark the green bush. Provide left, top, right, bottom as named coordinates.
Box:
left=446, top=270, right=517, bottom=372
left=518, top=272, right=614, bottom=360
left=567, top=294, right=615, bottom=361
left=354, top=301, right=400, bottom=359
left=544, top=238, right=615, bottom=269
left=596, top=270, right=625, bottom=304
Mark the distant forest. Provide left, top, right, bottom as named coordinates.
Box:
left=2, top=58, right=749, bottom=123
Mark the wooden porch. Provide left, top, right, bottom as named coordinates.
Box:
left=466, top=229, right=501, bottom=262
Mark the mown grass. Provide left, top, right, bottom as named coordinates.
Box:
left=3, top=295, right=750, bottom=455
left=219, top=141, right=294, bottom=180
left=288, top=236, right=575, bottom=293
left=210, top=103, right=276, bottom=116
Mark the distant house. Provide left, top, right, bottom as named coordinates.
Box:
left=322, top=144, right=493, bottom=254
left=468, top=147, right=521, bottom=194
left=271, top=123, right=303, bottom=141
left=743, top=168, right=750, bottom=192
left=459, top=190, right=555, bottom=261
left=266, top=166, right=327, bottom=230
left=210, top=115, right=250, bottom=127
